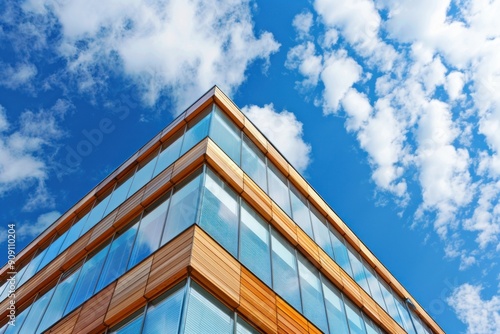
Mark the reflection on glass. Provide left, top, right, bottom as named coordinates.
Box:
left=329, top=228, right=353, bottom=276
left=180, top=111, right=211, bottom=156
left=290, top=185, right=313, bottom=238
left=152, top=131, right=183, bottom=178
left=38, top=231, right=67, bottom=270
left=142, top=285, right=184, bottom=334
left=4, top=304, right=31, bottom=334
left=60, top=215, right=88, bottom=252
left=241, top=135, right=267, bottom=192
left=109, top=311, right=145, bottom=334
left=310, top=207, right=334, bottom=258
left=18, top=287, right=55, bottom=334
left=199, top=169, right=239, bottom=257
left=345, top=299, right=367, bottom=334
left=128, top=153, right=159, bottom=196
left=347, top=245, right=371, bottom=296
left=363, top=263, right=387, bottom=311
left=323, top=279, right=350, bottom=334
left=379, top=280, right=403, bottom=327
left=82, top=194, right=112, bottom=236
left=267, top=163, right=291, bottom=216
left=210, top=106, right=242, bottom=164
left=18, top=248, right=47, bottom=286
left=105, top=176, right=133, bottom=216
left=236, top=316, right=260, bottom=334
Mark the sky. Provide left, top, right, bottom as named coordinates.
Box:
left=0, top=0, right=499, bottom=333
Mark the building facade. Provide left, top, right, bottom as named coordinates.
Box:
left=0, top=87, right=443, bottom=334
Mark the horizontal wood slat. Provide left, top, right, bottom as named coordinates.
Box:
left=242, top=175, right=272, bottom=221
left=206, top=140, right=244, bottom=193
left=73, top=282, right=115, bottom=334
left=170, top=139, right=207, bottom=184
left=270, top=202, right=298, bottom=246
left=141, top=165, right=173, bottom=207
left=45, top=308, right=81, bottom=333
left=276, top=297, right=309, bottom=334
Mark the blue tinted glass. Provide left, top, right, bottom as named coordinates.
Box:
left=323, top=279, right=350, bottom=334
left=346, top=245, right=370, bottom=293
left=65, top=245, right=109, bottom=314
left=199, top=170, right=239, bottom=257
left=297, top=255, right=328, bottom=332
left=241, top=135, right=267, bottom=192
left=18, top=248, right=47, bottom=286
left=36, top=268, right=80, bottom=334
left=329, top=228, right=353, bottom=276
left=96, top=222, right=138, bottom=291
left=180, top=111, right=211, bottom=155
left=209, top=106, right=241, bottom=164
left=289, top=185, right=313, bottom=238
left=82, top=194, right=112, bottom=236
left=4, top=304, right=31, bottom=334
left=128, top=154, right=158, bottom=196
left=18, top=286, right=55, bottom=334
left=152, top=133, right=183, bottom=178
left=271, top=230, right=301, bottom=311
left=38, top=231, right=67, bottom=270
left=363, top=263, right=387, bottom=311
left=345, top=300, right=367, bottom=334
left=142, top=285, right=184, bottom=334
left=378, top=280, right=403, bottom=326
left=184, top=282, right=233, bottom=334
left=109, top=312, right=145, bottom=334
left=267, top=163, right=291, bottom=216
left=365, top=317, right=380, bottom=334
left=161, top=172, right=202, bottom=245
left=310, top=207, right=334, bottom=257
left=128, top=198, right=169, bottom=269
left=395, top=297, right=417, bottom=334
left=60, top=215, right=88, bottom=252
left=105, top=176, right=133, bottom=216
left=239, top=202, right=272, bottom=286
left=236, top=316, right=260, bottom=334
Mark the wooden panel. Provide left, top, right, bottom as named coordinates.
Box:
left=358, top=242, right=377, bottom=269
left=296, top=228, right=320, bottom=267
left=270, top=203, right=298, bottom=246
left=145, top=228, right=194, bottom=299
left=238, top=268, right=278, bottom=334
left=308, top=322, right=323, bottom=334
left=276, top=297, right=308, bottom=334
left=73, top=283, right=115, bottom=334
left=86, top=211, right=117, bottom=250
left=377, top=307, right=402, bottom=334
left=360, top=293, right=381, bottom=325
left=160, top=114, right=186, bottom=143
left=319, top=251, right=344, bottom=291
left=44, top=308, right=80, bottom=333
left=190, top=227, right=241, bottom=308
left=62, top=233, right=91, bottom=271
left=266, top=145, right=289, bottom=177
left=114, top=188, right=145, bottom=228
left=206, top=139, right=244, bottom=194
left=242, top=175, right=272, bottom=221
left=141, top=165, right=173, bottom=207
left=287, top=168, right=309, bottom=199
left=214, top=87, right=245, bottom=129
left=170, top=139, right=207, bottom=184
left=343, top=227, right=361, bottom=252
left=306, top=188, right=329, bottom=218
left=243, top=117, right=268, bottom=153
left=105, top=259, right=151, bottom=326
left=340, top=270, right=363, bottom=308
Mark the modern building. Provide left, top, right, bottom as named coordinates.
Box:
left=0, top=87, right=443, bottom=334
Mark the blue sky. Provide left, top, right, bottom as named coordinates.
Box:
left=1, top=0, right=499, bottom=333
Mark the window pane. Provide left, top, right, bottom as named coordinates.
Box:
left=65, top=245, right=109, bottom=314
left=4, top=304, right=31, bottom=334
left=297, top=255, right=328, bottom=332
left=184, top=282, right=233, bottom=334
left=236, top=316, right=260, bottom=334
left=241, top=135, right=267, bottom=192
left=330, top=228, right=353, bottom=276
left=345, top=300, right=367, bottom=334
left=161, top=172, right=202, bottom=245
left=60, top=215, right=88, bottom=252
left=36, top=268, right=80, bottom=333
left=310, top=207, right=334, bottom=258
left=18, top=287, right=55, bottom=334
left=289, top=185, right=313, bottom=238
left=109, top=312, right=145, bottom=334
left=364, top=316, right=380, bottom=334
left=394, top=297, right=416, bottom=334
left=18, top=248, right=47, bottom=286
left=271, top=230, right=301, bottom=311
left=128, top=153, right=159, bottom=196
left=38, top=231, right=67, bottom=270
left=363, top=263, right=387, bottom=311
left=199, top=169, right=239, bottom=257
left=142, top=284, right=184, bottom=334
left=346, top=245, right=371, bottom=294
left=267, top=163, right=291, bottom=216
left=210, top=106, right=241, bottom=164
left=323, top=279, right=350, bottom=334
left=378, top=280, right=403, bottom=327
left=153, top=131, right=183, bottom=178
left=96, top=222, right=138, bottom=291
left=239, top=202, right=272, bottom=286
left=82, top=194, right=112, bottom=236
left=180, top=111, right=211, bottom=156
left=128, top=198, right=169, bottom=269
left=105, top=176, right=134, bottom=216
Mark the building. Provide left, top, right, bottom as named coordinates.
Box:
left=0, top=87, right=443, bottom=334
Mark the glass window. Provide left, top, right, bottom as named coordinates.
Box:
left=267, top=163, right=291, bottom=216
left=199, top=169, right=239, bottom=257
left=65, top=245, right=110, bottom=314
left=128, top=152, right=159, bottom=196
left=236, top=316, right=260, bottom=334
left=82, top=193, right=112, bottom=236
left=346, top=245, right=371, bottom=294
left=17, top=248, right=47, bottom=286
left=4, top=304, right=31, bottom=334
left=394, top=296, right=416, bottom=334
left=96, top=221, right=139, bottom=292
left=142, top=284, right=184, bottom=334
left=180, top=109, right=211, bottom=156
left=241, top=135, right=267, bottom=192
left=271, top=230, right=301, bottom=311
left=210, top=106, right=241, bottom=164
left=239, top=202, right=272, bottom=286
left=60, top=214, right=88, bottom=252
left=38, top=231, right=68, bottom=270
left=345, top=299, right=367, bottom=334
left=364, top=316, right=381, bottom=334
left=109, top=311, right=145, bottom=334
left=329, top=228, right=353, bottom=276
left=322, top=279, right=350, bottom=334
left=36, top=268, right=81, bottom=334
left=152, top=131, right=183, bottom=178
left=297, top=254, right=328, bottom=332
left=128, top=197, right=169, bottom=269
left=378, top=280, right=403, bottom=326
left=363, top=263, right=387, bottom=310
left=161, top=171, right=202, bottom=246
left=18, top=287, right=55, bottom=334
left=289, top=185, right=313, bottom=238
left=104, top=173, right=134, bottom=216
left=184, top=282, right=233, bottom=334
left=310, top=207, right=334, bottom=258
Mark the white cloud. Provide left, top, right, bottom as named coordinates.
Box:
left=242, top=104, right=311, bottom=172
left=446, top=71, right=465, bottom=101
left=286, top=42, right=323, bottom=88
left=22, top=0, right=280, bottom=110
left=0, top=62, right=37, bottom=90
left=448, top=284, right=500, bottom=334
left=292, top=12, right=314, bottom=39
left=17, top=210, right=61, bottom=240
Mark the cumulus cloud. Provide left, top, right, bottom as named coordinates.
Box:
left=242, top=104, right=312, bottom=172
left=20, top=0, right=280, bottom=110
left=448, top=284, right=500, bottom=334
left=0, top=62, right=37, bottom=90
